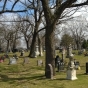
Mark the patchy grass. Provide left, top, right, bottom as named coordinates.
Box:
left=0, top=51, right=88, bottom=88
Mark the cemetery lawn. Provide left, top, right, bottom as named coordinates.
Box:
left=0, top=51, right=88, bottom=88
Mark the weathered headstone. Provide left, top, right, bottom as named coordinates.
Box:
left=35, top=46, right=39, bottom=56
left=23, top=57, right=29, bottom=65
left=66, top=44, right=73, bottom=58
left=47, top=64, right=53, bottom=79
left=8, top=57, right=17, bottom=65
left=62, top=48, right=66, bottom=61
left=37, top=60, right=43, bottom=66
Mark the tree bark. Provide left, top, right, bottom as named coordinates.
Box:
left=45, top=23, right=56, bottom=77
left=29, top=31, right=37, bottom=57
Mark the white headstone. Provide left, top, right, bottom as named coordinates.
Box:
left=35, top=46, right=39, bottom=56
left=9, top=57, right=17, bottom=65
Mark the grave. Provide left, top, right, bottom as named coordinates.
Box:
left=66, top=44, right=73, bottom=58
left=8, top=57, right=17, bottom=65
left=37, top=60, right=43, bottom=66
left=23, top=57, right=29, bottom=65
left=66, top=55, right=77, bottom=80
left=57, top=62, right=64, bottom=72
left=35, top=46, right=39, bottom=56
left=62, top=48, right=66, bottom=62
left=47, top=64, right=53, bottom=79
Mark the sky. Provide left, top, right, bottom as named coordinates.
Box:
left=0, top=0, right=88, bottom=48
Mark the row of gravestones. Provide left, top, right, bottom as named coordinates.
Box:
left=0, top=55, right=43, bottom=66
left=8, top=57, right=43, bottom=66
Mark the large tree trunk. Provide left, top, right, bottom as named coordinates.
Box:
left=29, top=31, right=37, bottom=57
left=25, top=39, right=29, bottom=52
left=45, top=24, right=56, bottom=78
left=38, top=36, right=43, bottom=56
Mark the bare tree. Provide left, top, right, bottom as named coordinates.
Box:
left=40, top=0, right=88, bottom=78
left=67, top=16, right=88, bottom=50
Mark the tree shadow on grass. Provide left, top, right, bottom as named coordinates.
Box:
left=0, top=73, right=45, bottom=83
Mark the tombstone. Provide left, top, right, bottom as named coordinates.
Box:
left=66, top=44, right=73, bottom=58
left=47, top=64, right=53, bottom=79
left=37, top=60, right=43, bottom=66
left=8, top=57, right=17, bottom=65
left=23, top=57, right=29, bottom=65
left=62, top=48, right=66, bottom=62
left=57, top=62, right=64, bottom=72
left=35, top=46, right=39, bottom=56
left=66, top=55, right=77, bottom=80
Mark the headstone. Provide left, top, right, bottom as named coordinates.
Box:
left=37, top=60, right=43, bottom=66
left=8, top=57, right=17, bottom=65
left=35, top=46, right=39, bottom=56
left=62, top=48, right=65, bottom=62
left=47, top=64, right=53, bottom=79
left=66, top=56, right=77, bottom=80
left=66, top=44, right=73, bottom=58
left=23, top=57, right=29, bottom=65
left=57, top=62, right=64, bottom=72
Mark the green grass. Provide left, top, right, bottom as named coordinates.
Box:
left=0, top=51, right=88, bottom=88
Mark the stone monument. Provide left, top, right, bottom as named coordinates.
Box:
left=66, top=55, right=77, bottom=80
left=62, top=48, right=65, bottom=62
left=35, top=46, right=39, bottom=56
left=66, top=44, right=73, bottom=58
